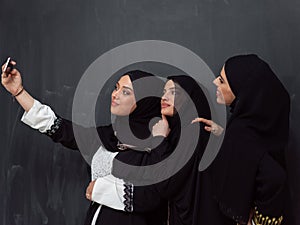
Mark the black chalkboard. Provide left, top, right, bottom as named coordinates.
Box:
left=0, top=0, right=299, bottom=224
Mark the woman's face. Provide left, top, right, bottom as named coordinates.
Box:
left=161, top=80, right=187, bottom=116
left=213, top=66, right=236, bottom=105
left=111, top=75, right=137, bottom=116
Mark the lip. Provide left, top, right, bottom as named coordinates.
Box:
left=111, top=100, right=119, bottom=107
left=161, top=103, right=170, bottom=108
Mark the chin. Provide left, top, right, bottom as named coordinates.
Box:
left=110, top=107, right=116, bottom=115
left=110, top=107, right=122, bottom=116
left=216, top=98, right=225, bottom=105
left=161, top=109, right=173, bottom=117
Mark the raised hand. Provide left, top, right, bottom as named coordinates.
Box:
left=1, top=60, right=23, bottom=96
left=1, top=59, right=34, bottom=112
left=191, top=117, right=224, bottom=136
left=152, top=114, right=170, bottom=137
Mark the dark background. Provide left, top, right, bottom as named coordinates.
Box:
left=0, top=0, right=299, bottom=224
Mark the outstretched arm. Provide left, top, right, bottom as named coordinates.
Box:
left=1, top=60, right=34, bottom=112
left=192, top=117, right=224, bottom=136
left=1, top=59, right=99, bottom=152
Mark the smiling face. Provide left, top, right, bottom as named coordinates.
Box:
left=213, top=66, right=236, bottom=105
left=110, top=75, right=137, bottom=116
left=161, top=80, right=187, bottom=116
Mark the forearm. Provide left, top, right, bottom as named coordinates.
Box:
left=15, top=88, right=34, bottom=112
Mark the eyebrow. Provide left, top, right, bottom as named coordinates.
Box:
left=164, top=87, right=176, bottom=91
left=116, top=82, right=133, bottom=91
left=123, top=86, right=133, bottom=91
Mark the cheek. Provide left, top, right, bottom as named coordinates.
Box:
left=174, top=95, right=186, bottom=111
left=221, top=88, right=234, bottom=105
left=125, top=97, right=136, bottom=110
left=169, top=96, right=175, bottom=106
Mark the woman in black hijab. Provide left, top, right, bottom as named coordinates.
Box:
left=86, top=75, right=212, bottom=225
left=195, top=54, right=290, bottom=225
left=1, top=63, right=167, bottom=225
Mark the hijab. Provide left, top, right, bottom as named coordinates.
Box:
left=97, top=70, right=163, bottom=152
left=163, top=75, right=211, bottom=225
left=166, top=75, right=211, bottom=151
left=211, top=54, right=290, bottom=224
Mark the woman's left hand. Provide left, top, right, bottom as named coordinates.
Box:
left=85, top=180, right=96, bottom=201
left=247, top=209, right=254, bottom=225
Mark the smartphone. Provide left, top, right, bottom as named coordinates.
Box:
left=3, top=57, right=14, bottom=75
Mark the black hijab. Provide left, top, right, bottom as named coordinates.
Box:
left=98, top=70, right=163, bottom=152
left=211, top=54, right=290, bottom=224
left=166, top=75, right=211, bottom=148
left=162, top=75, right=211, bottom=225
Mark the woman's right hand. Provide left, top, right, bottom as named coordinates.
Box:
left=191, top=117, right=224, bottom=136
left=1, top=60, right=23, bottom=96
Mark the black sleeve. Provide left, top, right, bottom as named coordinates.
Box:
left=113, top=124, right=208, bottom=213
left=45, top=117, right=102, bottom=157
left=111, top=137, right=170, bottom=212
left=253, top=152, right=286, bottom=224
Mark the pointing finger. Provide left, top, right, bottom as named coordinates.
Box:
left=191, top=117, right=212, bottom=125
left=161, top=114, right=167, bottom=121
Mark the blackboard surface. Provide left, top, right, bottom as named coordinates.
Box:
left=0, top=0, right=299, bottom=224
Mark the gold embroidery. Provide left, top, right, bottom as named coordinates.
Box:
left=253, top=207, right=283, bottom=225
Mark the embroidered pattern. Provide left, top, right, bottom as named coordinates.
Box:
left=253, top=207, right=283, bottom=225
left=45, top=117, right=62, bottom=136
left=123, top=183, right=133, bottom=212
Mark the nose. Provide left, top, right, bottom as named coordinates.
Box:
left=112, top=89, right=120, bottom=99
left=213, top=77, right=219, bottom=86
left=161, top=92, right=168, bottom=101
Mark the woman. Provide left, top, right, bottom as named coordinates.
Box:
left=1, top=60, right=167, bottom=225
left=86, top=75, right=212, bottom=225
left=194, top=54, right=290, bottom=225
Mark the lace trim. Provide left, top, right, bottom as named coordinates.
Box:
left=45, top=117, right=62, bottom=136
left=253, top=207, right=283, bottom=225
left=123, top=183, right=133, bottom=212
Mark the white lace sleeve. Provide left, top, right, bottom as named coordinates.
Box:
left=91, top=146, right=118, bottom=180
left=21, top=99, right=57, bottom=133
left=91, top=174, right=133, bottom=212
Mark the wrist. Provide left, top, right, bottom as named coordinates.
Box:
left=12, top=86, right=24, bottom=97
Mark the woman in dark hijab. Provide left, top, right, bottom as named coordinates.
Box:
left=86, top=75, right=212, bottom=225
left=1, top=62, right=167, bottom=225
left=195, top=54, right=290, bottom=225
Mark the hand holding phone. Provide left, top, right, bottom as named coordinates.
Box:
left=2, top=57, right=14, bottom=76
left=1, top=57, right=23, bottom=97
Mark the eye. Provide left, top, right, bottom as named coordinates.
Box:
left=218, top=76, right=224, bottom=84
left=122, top=90, right=130, bottom=95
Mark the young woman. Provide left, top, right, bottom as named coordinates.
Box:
left=85, top=55, right=290, bottom=225
left=1, top=60, right=167, bottom=225
left=194, top=54, right=289, bottom=225
left=85, top=75, right=212, bottom=225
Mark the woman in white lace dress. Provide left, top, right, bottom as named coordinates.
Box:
left=1, top=60, right=168, bottom=225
